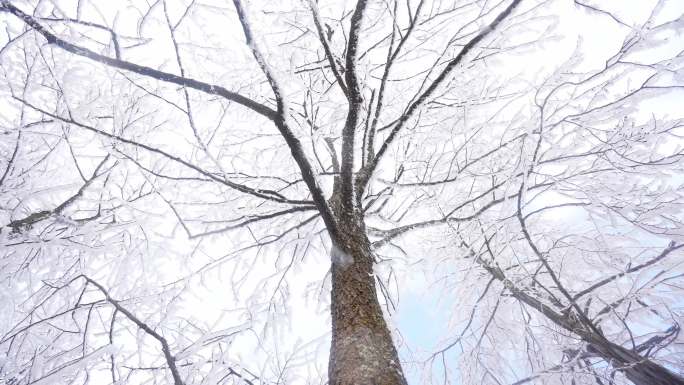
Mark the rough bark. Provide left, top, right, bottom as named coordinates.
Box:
left=328, top=202, right=407, bottom=385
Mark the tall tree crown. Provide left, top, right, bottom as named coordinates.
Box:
left=1, top=1, right=683, bottom=384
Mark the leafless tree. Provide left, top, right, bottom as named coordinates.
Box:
left=1, top=0, right=683, bottom=384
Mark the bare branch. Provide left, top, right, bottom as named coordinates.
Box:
left=364, top=0, right=523, bottom=184
left=1, top=1, right=278, bottom=120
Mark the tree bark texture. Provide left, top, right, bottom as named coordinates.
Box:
left=328, top=210, right=407, bottom=385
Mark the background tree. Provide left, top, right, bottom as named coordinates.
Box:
left=1, top=0, right=683, bottom=385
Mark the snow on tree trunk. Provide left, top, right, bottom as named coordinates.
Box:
left=328, top=213, right=406, bottom=385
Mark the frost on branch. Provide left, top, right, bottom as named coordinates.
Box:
left=1, top=0, right=684, bottom=384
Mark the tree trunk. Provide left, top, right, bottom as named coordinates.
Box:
left=328, top=216, right=407, bottom=385
left=587, top=339, right=684, bottom=385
